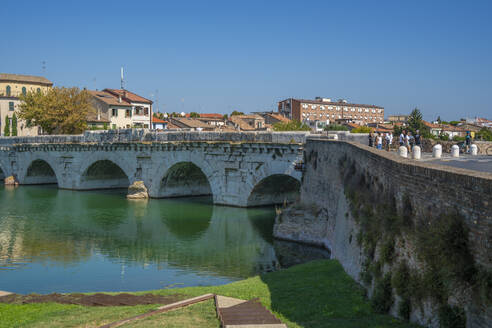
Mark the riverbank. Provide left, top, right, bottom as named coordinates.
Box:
left=0, top=260, right=419, bottom=328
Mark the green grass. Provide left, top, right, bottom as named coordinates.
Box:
left=0, top=260, right=421, bottom=328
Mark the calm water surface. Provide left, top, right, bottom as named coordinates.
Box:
left=0, top=186, right=328, bottom=294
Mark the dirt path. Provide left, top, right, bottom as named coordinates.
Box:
left=0, top=293, right=186, bottom=306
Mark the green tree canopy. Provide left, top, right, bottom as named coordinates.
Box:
left=18, top=87, right=95, bottom=135
left=4, top=115, right=10, bottom=136
left=273, top=120, right=310, bottom=131
left=351, top=126, right=372, bottom=133
left=476, top=127, right=492, bottom=141
left=230, top=110, right=244, bottom=116
left=189, top=112, right=200, bottom=118
left=11, top=113, right=18, bottom=136
left=324, top=124, right=349, bottom=131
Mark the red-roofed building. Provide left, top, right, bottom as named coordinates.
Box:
left=151, top=116, right=168, bottom=130
left=104, top=89, right=152, bottom=128
left=185, top=113, right=223, bottom=119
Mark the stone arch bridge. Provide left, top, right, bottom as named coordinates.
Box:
left=0, top=130, right=306, bottom=207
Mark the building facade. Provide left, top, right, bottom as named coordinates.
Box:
left=88, top=90, right=133, bottom=129
left=0, top=73, right=53, bottom=136
left=104, top=89, right=152, bottom=128
left=278, top=97, right=384, bottom=126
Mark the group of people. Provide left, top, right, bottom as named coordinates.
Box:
left=368, top=132, right=394, bottom=151
left=368, top=130, right=422, bottom=152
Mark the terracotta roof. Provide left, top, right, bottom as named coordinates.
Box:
left=170, top=117, right=213, bottom=129
left=267, top=113, right=291, bottom=123
left=346, top=123, right=361, bottom=129
left=283, top=98, right=383, bottom=109
left=166, top=122, right=181, bottom=129
left=441, top=124, right=465, bottom=132
left=0, top=73, right=53, bottom=86
left=104, top=89, right=152, bottom=104
left=423, top=121, right=441, bottom=129
left=185, top=113, right=223, bottom=119
left=229, top=115, right=260, bottom=131
left=88, top=90, right=132, bottom=106
left=152, top=116, right=168, bottom=124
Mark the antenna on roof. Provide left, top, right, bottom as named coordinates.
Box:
left=41, top=61, right=46, bottom=75
left=120, top=66, right=125, bottom=90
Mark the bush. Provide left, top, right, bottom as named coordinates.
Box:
left=380, top=237, right=395, bottom=264
left=324, top=124, right=348, bottom=131
left=392, top=262, right=410, bottom=298
left=351, top=126, right=372, bottom=133
left=273, top=120, right=311, bottom=131
left=371, top=273, right=393, bottom=313
left=398, top=297, right=411, bottom=321
left=476, top=127, right=492, bottom=141
left=438, top=305, right=466, bottom=328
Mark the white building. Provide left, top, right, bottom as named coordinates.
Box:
left=104, top=89, right=152, bottom=128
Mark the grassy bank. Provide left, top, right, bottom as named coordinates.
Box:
left=0, top=260, right=420, bottom=328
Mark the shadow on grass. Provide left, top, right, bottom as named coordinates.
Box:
left=260, top=259, right=421, bottom=328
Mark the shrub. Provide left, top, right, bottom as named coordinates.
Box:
left=398, top=297, right=411, bottom=321
left=351, top=126, right=372, bottom=133
left=392, top=262, right=410, bottom=297
left=438, top=305, right=466, bottom=328
left=380, top=237, right=395, bottom=264
left=324, top=124, right=348, bottom=131
left=371, top=273, right=393, bottom=313
left=273, top=120, right=311, bottom=131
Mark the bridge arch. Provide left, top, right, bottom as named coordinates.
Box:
left=148, top=155, right=221, bottom=201
left=247, top=174, right=301, bottom=207
left=18, top=156, right=60, bottom=185
left=157, top=161, right=212, bottom=198
left=0, top=165, right=5, bottom=181
left=78, top=155, right=134, bottom=190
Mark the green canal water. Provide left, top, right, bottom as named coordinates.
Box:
left=0, top=185, right=328, bottom=294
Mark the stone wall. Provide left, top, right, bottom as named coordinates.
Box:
left=0, top=129, right=310, bottom=145
left=274, top=138, right=492, bottom=327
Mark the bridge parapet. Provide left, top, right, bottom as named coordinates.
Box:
left=0, top=130, right=310, bottom=145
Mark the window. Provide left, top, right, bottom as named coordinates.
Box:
left=9, top=102, right=14, bottom=111
left=320, top=105, right=325, bottom=110
left=302, top=104, right=308, bottom=109
left=22, top=87, right=26, bottom=96
left=112, top=108, right=118, bottom=116
left=125, top=109, right=131, bottom=118
left=144, top=124, right=149, bottom=128
left=37, top=88, right=41, bottom=94
left=351, top=108, right=355, bottom=112
left=144, top=108, right=149, bottom=115
left=112, top=124, right=116, bottom=129
left=6, top=85, right=11, bottom=96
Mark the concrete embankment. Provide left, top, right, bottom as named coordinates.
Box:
left=274, top=137, right=492, bottom=328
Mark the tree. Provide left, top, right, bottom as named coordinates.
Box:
left=273, top=120, right=310, bottom=131
left=436, top=116, right=441, bottom=123
left=351, top=126, right=372, bottom=133
left=222, top=114, right=228, bottom=120
left=18, top=87, right=95, bottom=135
left=407, top=108, right=424, bottom=134
left=231, top=110, right=244, bottom=116
left=324, top=124, right=349, bottom=131
left=11, top=113, right=18, bottom=136
left=189, top=112, right=200, bottom=118
left=476, top=127, right=492, bottom=141
left=4, top=116, right=10, bottom=136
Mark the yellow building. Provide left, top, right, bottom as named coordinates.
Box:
left=0, top=73, right=53, bottom=136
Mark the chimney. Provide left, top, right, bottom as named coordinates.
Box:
left=118, top=95, right=122, bottom=103
left=123, top=90, right=127, bottom=98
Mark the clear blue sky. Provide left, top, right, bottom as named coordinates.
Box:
left=1, top=0, right=491, bottom=121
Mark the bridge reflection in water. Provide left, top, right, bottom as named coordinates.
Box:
left=0, top=186, right=328, bottom=294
